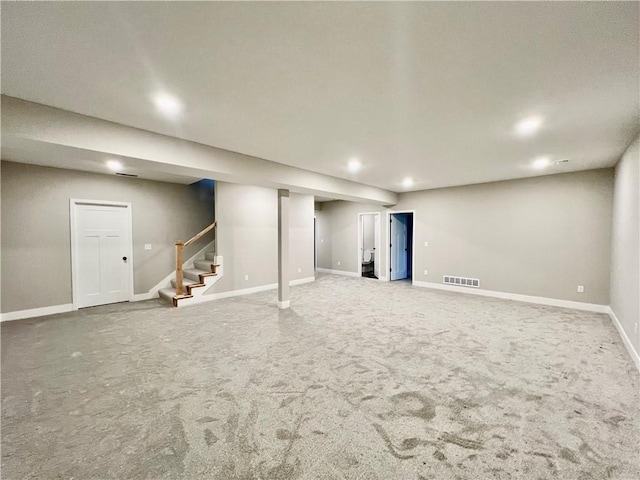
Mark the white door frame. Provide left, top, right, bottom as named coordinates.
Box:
left=387, top=210, right=416, bottom=284
left=70, top=199, right=134, bottom=310
left=357, top=212, right=381, bottom=279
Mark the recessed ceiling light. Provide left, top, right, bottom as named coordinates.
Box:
left=153, top=93, right=183, bottom=117
left=532, top=156, right=550, bottom=170
left=107, top=160, right=123, bottom=171
left=402, top=177, right=414, bottom=188
left=515, top=116, right=543, bottom=136
left=348, top=158, right=361, bottom=173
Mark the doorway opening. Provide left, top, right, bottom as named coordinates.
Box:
left=389, top=212, right=414, bottom=282
left=358, top=213, right=380, bottom=279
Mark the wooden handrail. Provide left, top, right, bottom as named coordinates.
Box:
left=175, top=221, right=217, bottom=296
left=184, top=221, right=217, bottom=248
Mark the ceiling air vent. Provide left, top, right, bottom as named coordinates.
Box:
left=443, top=275, right=480, bottom=288
left=115, top=172, right=138, bottom=178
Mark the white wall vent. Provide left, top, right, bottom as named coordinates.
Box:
left=443, top=275, right=480, bottom=288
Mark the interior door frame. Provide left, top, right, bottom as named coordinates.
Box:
left=357, top=212, right=381, bottom=279
left=387, top=210, right=416, bottom=284
left=70, top=199, right=134, bottom=310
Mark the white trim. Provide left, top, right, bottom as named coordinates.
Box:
left=290, top=276, right=315, bottom=286
left=70, top=199, right=134, bottom=310
left=608, top=307, right=640, bottom=371
left=316, top=268, right=359, bottom=277
left=388, top=210, right=416, bottom=282
left=357, top=212, right=381, bottom=280
left=413, top=280, right=609, bottom=313
left=175, top=276, right=315, bottom=307
left=378, top=275, right=389, bottom=282
left=278, top=300, right=291, bottom=309
left=131, top=241, right=216, bottom=301
left=0, top=304, right=73, bottom=322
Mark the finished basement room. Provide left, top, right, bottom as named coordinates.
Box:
left=1, top=2, right=638, bottom=479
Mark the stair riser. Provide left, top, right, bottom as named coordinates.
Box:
left=194, top=261, right=219, bottom=273
left=159, top=256, right=223, bottom=307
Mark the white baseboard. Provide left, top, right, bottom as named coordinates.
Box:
left=412, top=281, right=610, bottom=313
left=316, top=268, right=359, bottom=277
left=290, top=276, right=316, bottom=286
left=0, top=303, right=74, bottom=322
left=608, top=307, right=640, bottom=371
left=278, top=300, right=291, bottom=309
left=176, top=277, right=315, bottom=307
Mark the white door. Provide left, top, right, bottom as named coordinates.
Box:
left=373, top=214, right=380, bottom=279
left=390, top=214, right=408, bottom=281
left=72, top=202, right=132, bottom=308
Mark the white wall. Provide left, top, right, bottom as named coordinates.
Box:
left=361, top=214, right=375, bottom=260
left=610, top=134, right=639, bottom=359
left=319, top=169, right=614, bottom=305
left=0, top=161, right=214, bottom=313
left=207, top=182, right=315, bottom=295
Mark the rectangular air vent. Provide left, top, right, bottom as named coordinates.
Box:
left=443, top=275, right=480, bottom=288
left=115, top=172, right=138, bottom=177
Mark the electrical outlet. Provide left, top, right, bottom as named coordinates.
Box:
left=424, top=241, right=429, bottom=247
left=244, top=275, right=249, bottom=281
left=424, top=270, right=428, bottom=276
left=321, top=238, right=324, bottom=243
left=577, top=285, right=584, bottom=293
left=144, top=244, right=152, bottom=250
left=337, top=261, right=341, bottom=266
left=297, top=268, right=301, bottom=273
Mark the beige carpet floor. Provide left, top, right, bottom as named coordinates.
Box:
left=2, top=273, right=638, bottom=479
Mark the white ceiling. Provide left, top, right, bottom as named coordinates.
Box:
left=2, top=2, right=638, bottom=192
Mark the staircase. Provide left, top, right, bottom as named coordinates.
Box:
left=158, top=221, right=223, bottom=307
left=159, top=252, right=223, bottom=307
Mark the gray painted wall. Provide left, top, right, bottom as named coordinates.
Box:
left=207, top=182, right=314, bottom=295
left=317, top=201, right=389, bottom=274
left=610, top=134, right=639, bottom=355
left=314, top=205, right=332, bottom=271
left=319, top=169, right=614, bottom=305
left=1, top=161, right=214, bottom=313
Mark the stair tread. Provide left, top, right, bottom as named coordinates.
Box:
left=184, top=267, right=208, bottom=273
left=159, top=288, right=193, bottom=299
left=194, top=260, right=218, bottom=266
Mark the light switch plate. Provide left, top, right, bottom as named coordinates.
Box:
left=144, top=244, right=152, bottom=250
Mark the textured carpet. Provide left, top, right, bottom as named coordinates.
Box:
left=2, top=274, right=638, bottom=479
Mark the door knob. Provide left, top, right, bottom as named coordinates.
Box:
left=122, top=256, right=127, bottom=261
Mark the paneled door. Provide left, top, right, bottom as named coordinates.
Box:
left=71, top=200, right=132, bottom=308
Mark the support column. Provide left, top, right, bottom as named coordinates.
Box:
left=277, top=189, right=290, bottom=309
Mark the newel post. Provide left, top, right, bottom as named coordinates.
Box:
left=175, top=242, right=185, bottom=296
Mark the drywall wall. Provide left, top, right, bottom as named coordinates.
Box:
left=362, top=214, right=375, bottom=259
left=610, top=134, right=639, bottom=357
left=314, top=205, right=332, bottom=271
left=320, top=169, right=614, bottom=305
left=0, top=161, right=214, bottom=313
left=290, top=194, right=315, bottom=279
left=3, top=96, right=397, bottom=205
left=207, top=182, right=314, bottom=295
left=319, top=201, right=387, bottom=274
